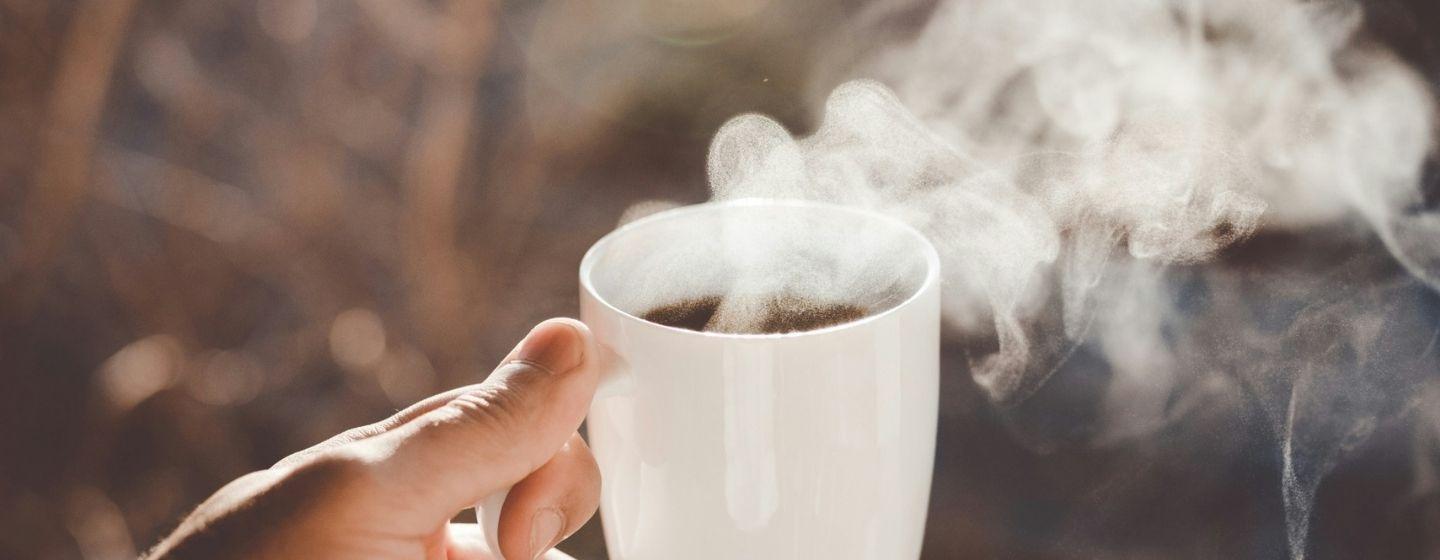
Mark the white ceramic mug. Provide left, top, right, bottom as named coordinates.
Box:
left=486, top=199, right=940, bottom=559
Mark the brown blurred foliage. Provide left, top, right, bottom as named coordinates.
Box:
left=0, top=0, right=837, bottom=557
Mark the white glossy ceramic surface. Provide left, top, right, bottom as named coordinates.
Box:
left=579, top=200, right=940, bottom=560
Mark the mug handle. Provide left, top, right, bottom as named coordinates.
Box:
left=475, top=343, right=630, bottom=558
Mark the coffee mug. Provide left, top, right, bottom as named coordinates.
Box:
left=484, top=199, right=940, bottom=559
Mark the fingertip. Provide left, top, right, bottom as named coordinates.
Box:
left=546, top=318, right=594, bottom=359
left=496, top=433, right=601, bottom=560
left=514, top=319, right=589, bottom=375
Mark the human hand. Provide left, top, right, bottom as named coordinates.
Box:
left=146, top=319, right=602, bottom=560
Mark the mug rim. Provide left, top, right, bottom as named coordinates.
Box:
left=578, top=198, right=941, bottom=340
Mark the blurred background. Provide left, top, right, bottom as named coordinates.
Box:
left=2, top=1, right=1438, bottom=559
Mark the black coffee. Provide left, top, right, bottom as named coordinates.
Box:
left=641, top=295, right=869, bottom=334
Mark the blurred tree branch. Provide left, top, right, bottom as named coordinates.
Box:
left=14, top=0, right=138, bottom=317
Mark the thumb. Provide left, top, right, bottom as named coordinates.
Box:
left=359, top=319, right=599, bottom=521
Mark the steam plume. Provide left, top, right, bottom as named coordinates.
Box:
left=645, top=0, right=1440, bottom=557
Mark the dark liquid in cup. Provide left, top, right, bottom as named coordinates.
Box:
left=641, top=296, right=869, bottom=333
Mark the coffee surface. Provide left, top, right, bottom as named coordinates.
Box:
left=641, top=295, right=868, bottom=333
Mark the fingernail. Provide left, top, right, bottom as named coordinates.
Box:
left=529, top=507, right=566, bottom=559
left=515, top=320, right=585, bottom=375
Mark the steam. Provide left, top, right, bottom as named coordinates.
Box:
left=710, top=78, right=1273, bottom=403
left=633, top=0, right=1440, bottom=557
left=1269, top=284, right=1440, bottom=559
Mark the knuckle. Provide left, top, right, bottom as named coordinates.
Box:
left=437, top=386, right=531, bottom=444
left=396, top=365, right=552, bottom=468
left=451, top=363, right=549, bottom=422
left=449, top=386, right=520, bottom=424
